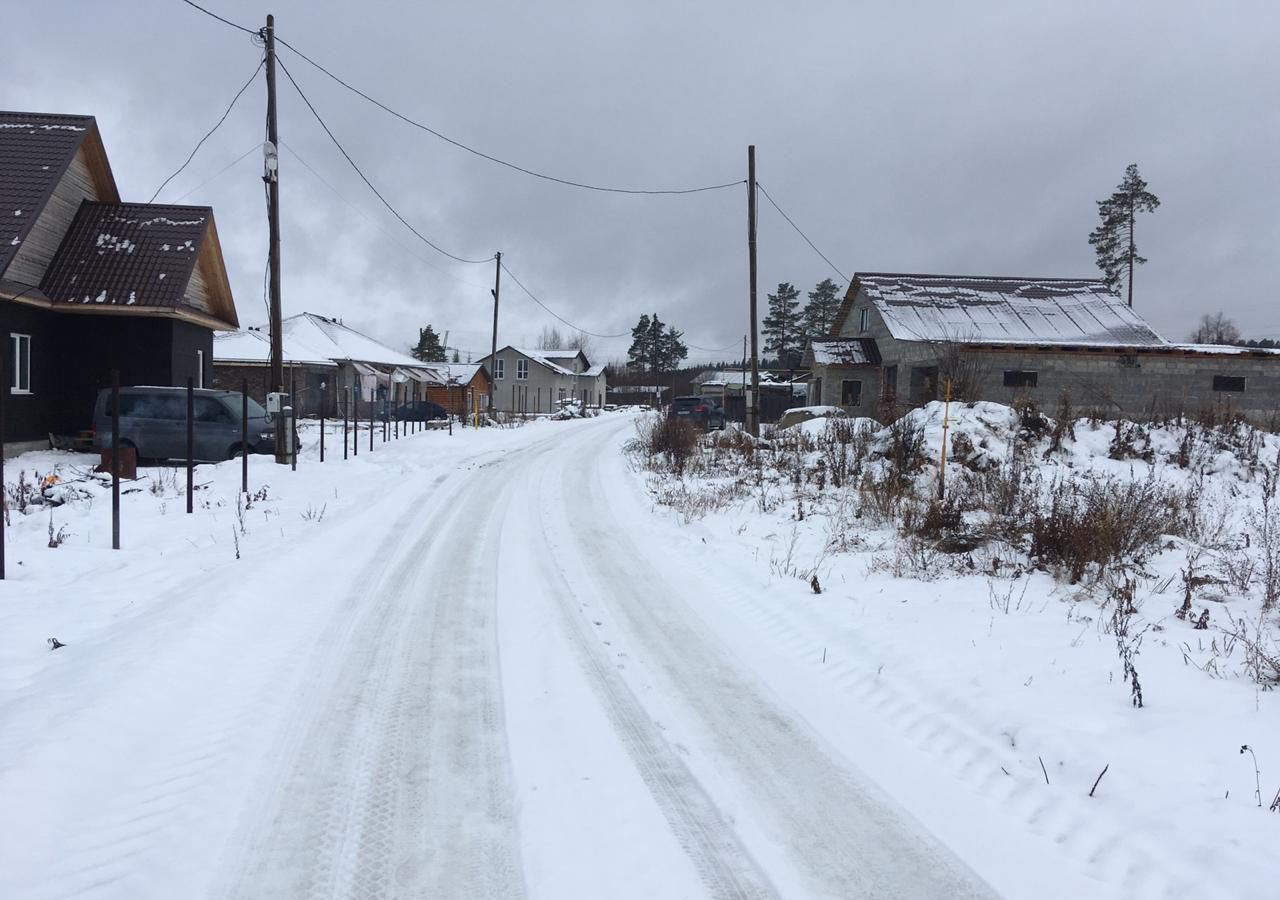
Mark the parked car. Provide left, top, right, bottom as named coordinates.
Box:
left=385, top=400, right=448, bottom=422
left=667, top=395, right=727, bottom=429
left=93, top=386, right=282, bottom=462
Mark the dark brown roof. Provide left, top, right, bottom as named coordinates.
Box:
left=40, top=202, right=212, bottom=313
left=0, top=112, right=101, bottom=274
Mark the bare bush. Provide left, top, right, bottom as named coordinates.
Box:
left=1030, top=475, right=1191, bottom=582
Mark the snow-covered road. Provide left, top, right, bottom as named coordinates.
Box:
left=3, top=414, right=1000, bottom=899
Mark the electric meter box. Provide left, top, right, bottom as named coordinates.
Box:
left=266, top=392, right=290, bottom=415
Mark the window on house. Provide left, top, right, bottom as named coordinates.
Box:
left=840, top=380, right=862, bottom=406
left=883, top=365, right=898, bottom=397
left=197, top=349, right=205, bottom=388
left=1003, top=370, right=1038, bottom=388
left=516, top=358, right=529, bottom=380
left=1213, top=375, right=1246, bottom=392
left=494, top=358, right=505, bottom=380
left=810, top=377, right=823, bottom=404
left=859, top=308, right=870, bottom=334
left=10, top=333, right=31, bottom=394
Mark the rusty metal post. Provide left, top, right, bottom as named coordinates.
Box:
left=186, top=377, right=194, bottom=514
left=241, top=378, right=249, bottom=494
left=111, top=371, right=120, bottom=549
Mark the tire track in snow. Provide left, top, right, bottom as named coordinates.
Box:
left=215, top=454, right=531, bottom=900
left=515, top=462, right=782, bottom=900
left=539, top=418, right=998, bottom=900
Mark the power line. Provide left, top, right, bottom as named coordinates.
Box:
left=149, top=58, right=264, bottom=202
left=499, top=262, right=630, bottom=338
left=756, top=182, right=848, bottom=283
left=172, top=143, right=260, bottom=202
left=177, top=0, right=258, bottom=36
left=686, top=340, right=742, bottom=353
left=281, top=141, right=493, bottom=289
left=277, top=57, right=493, bottom=265
left=275, top=36, right=744, bottom=196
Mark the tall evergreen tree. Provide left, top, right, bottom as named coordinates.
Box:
left=626, top=314, right=687, bottom=378
left=411, top=325, right=448, bottom=362
left=1088, top=164, right=1160, bottom=307
left=801, top=278, right=843, bottom=343
left=762, top=282, right=803, bottom=369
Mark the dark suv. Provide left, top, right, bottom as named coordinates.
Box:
left=667, top=395, right=727, bottom=430
left=384, top=400, right=448, bottom=422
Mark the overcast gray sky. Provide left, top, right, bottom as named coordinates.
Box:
left=4, top=1, right=1277, bottom=364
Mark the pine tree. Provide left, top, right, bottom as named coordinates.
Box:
left=411, top=325, right=447, bottom=362
left=451, top=348, right=461, bottom=363
left=762, top=282, right=802, bottom=368
left=801, top=278, right=843, bottom=343
left=1088, top=164, right=1160, bottom=306
left=626, top=314, right=687, bottom=378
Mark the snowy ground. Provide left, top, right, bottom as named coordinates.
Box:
left=0, top=409, right=1276, bottom=898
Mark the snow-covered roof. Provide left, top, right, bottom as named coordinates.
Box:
left=581, top=363, right=606, bottom=377
left=216, top=313, right=442, bottom=378
left=213, top=328, right=337, bottom=367
left=1171, top=343, right=1280, bottom=357
left=805, top=337, right=879, bottom=366
left=698, top=370, right=801, bottom=388
left=487, top=347, right=579, bottom=377
left=422, top=363, right=486, bottom=384
left=856, top=273, right=1167, bottom=348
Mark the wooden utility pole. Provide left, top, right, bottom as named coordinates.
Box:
left=488, top=251, right=501, bottom=412
left=265, top=13, right=286, bottom=463
left=747, top=146, right=760, bottom=436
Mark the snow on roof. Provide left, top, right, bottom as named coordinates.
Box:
left=285, top=313, right=434, bottom=371
left=581, top=363, right=606, bottom=377
left=422, top=363, right=487, bottom=384
left=806, top=338, right=879, bottom=366
left=504, top=347, right=578, bottom=377
left=1171, top=343, right=1280, bottom=357
left=698, top=370, right=800, bottom=388
left=213, top=329, right=337, bottom=367
left=857, top=273, right=1167, bottom=348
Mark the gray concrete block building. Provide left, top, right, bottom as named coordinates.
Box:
left=806, top=273, right=1280, bottom=420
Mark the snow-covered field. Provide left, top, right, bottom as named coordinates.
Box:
left=1, top=407, right=1277, bottom=899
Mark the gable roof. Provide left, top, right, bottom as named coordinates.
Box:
left=38, top=201, right=237, bottom=328
left=843, top=273, right=1167, bottom=348
left=804, top=337, right=880, bottom=367
left=284, top=313, right=436, bottom=372
left=422, top=363, right=490, bottom=385
left=213, top=328, right=339, bottom=367
left=0, top=112, right=118, bottom=276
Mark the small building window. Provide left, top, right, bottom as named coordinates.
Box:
left=516, top=358, right=529, bottom=380
left=10, top=333, right=31, bottom=394
left=494, top=358, right=505, bottom=380
left=1003, top=370, right=1038, bottom=388
left=859, top=308, right=870, bottom=334
left=1213, top=375, right=1246, bottom=392
left=841, top=379, right=862, bottom=406
left=1118, top=354, right=1140, bottom=369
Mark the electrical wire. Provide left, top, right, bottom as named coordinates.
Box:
left=686, top=340, right=742, bottom=353
left=172, top=143, right=261, bottom=203
left=756, top=182, right=848, bottom=283
left=276, top=36, right=744, bottom=197
left=281, top=141, right=493, bottom=290
left=177, top=0, right=258, bottom=35
left=277, top=57, right=493, bottom=265
left=149, top=58, right=264, bottom=203
left=499, top=262, right=630, bottom=338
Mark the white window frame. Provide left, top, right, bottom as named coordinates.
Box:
left=197, top=349, right=205, bottom=388
left=10, top=333, right=32, bottom=394
left=494, top=358, right=505, bottom=380
left=516, top=358, right=529, bottom=380
left=858, top=308, right=870, bottom=334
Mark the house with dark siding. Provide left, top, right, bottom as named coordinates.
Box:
left=1, top=111, right=239, bottom=454
left=807, top=273, right=1280, bottom=420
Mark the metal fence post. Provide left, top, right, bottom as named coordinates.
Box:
left=320, top=383, right=326, bottom=462
left=241, top=378, right=249, bottom=494
left=111, top=370, right=120, bottom=549
left=0, top=350, right=7, bottom=577
left=343, top=387, right=349, bottom=460
left=186, top=377, right=194, bottom=514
